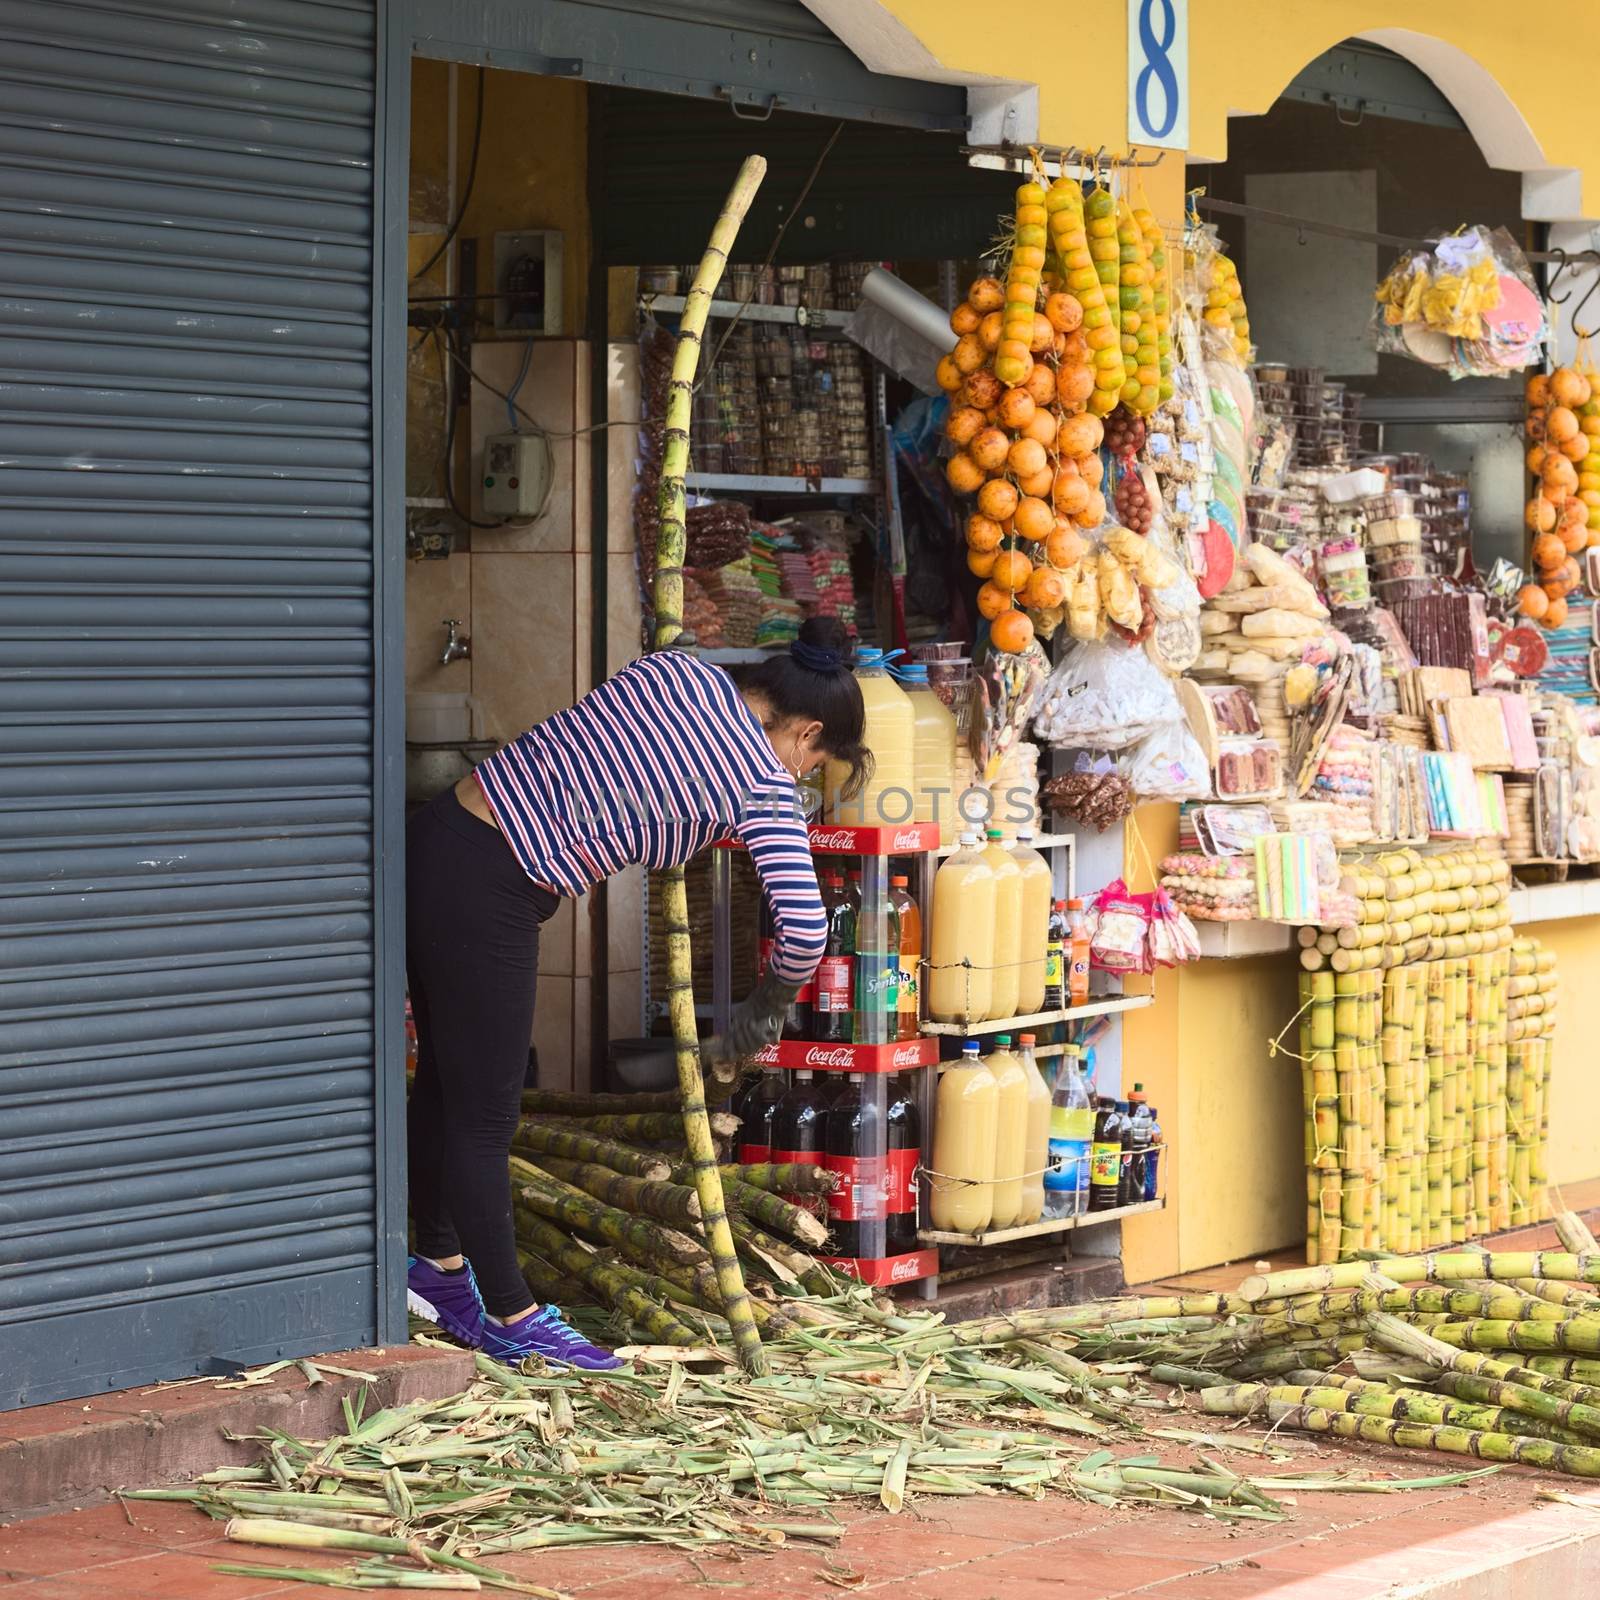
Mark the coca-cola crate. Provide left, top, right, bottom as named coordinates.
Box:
left=805, top=823, right=941, bottom=855
left=818, top=1248, right=939, bottom=1287
left=753, top=1037, right=941, bottom=1075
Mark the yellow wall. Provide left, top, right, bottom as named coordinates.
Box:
left=1527, top=917, right=1600, bottom=1197
left=870, top=2, right=1598, bottom=217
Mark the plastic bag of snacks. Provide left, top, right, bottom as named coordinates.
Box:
left=1147, top=885, right=1202, bottom=967
left=1120, top=718, right=1210, bottom=803
left=1086, top=879, right=1152, bottom=974
left=1033, top=637, right=1180, bottom=751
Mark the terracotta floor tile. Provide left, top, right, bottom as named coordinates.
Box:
left=79, top=1549, right=306, bottom=1600
left=959, top=1547, right=1203, bottom=1592
left=0, top=1522, right=155, bottom=1580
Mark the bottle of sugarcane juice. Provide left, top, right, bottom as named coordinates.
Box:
left=825, top=648, right=913, bottom=827
left=897, top=661, right=958, bottom=843
left=928, top=833, right=996, bottom=1022
left=981, top=827, right=1023, bottom=1020
left=1016, top=1033, right=1051, bottom=1225
left=985, top=1035, right=1030, bottom=1230
left=1009, top=829, right=1052, bottom=1016
left=930, top=1042, right=998, bottom=1233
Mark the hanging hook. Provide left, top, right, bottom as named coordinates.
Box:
left=1548, top=245, right=1575, bottom=303
left=1569, top=265, right=1600, bottom=340
left=1094, top=145, right=1107, bottom=182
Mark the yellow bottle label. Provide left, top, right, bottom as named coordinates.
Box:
left=1090, top=1141, right=1121, bottom=1187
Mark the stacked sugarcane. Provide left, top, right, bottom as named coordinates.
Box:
left=1508, top=935, right=1559, bottom=1224
left=508, top=1086, right=846, bottom=1346
left=1292, top=847, right=1557, bottom=1264
left=1128, top=1236, right=1600, bottom=1481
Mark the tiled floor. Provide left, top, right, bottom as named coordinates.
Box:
left=11, top=1194, right=1600, bottom=1598
left=5, top=1440, right=1600, bottom=1599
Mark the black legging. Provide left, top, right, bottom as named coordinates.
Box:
left=406, top=784, right=560, bottom=1317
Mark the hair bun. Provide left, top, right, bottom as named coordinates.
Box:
left=790, top=638, right=842, bottom=673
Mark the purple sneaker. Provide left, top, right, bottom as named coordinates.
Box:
left=406, top=1256, right=487, bottom=1348
left=480, top=1305, right=626, bottom=1371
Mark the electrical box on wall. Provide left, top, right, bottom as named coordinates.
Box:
left=481, top=431, right=553, bottom=518
left=492, top=230, right=564, bottom=334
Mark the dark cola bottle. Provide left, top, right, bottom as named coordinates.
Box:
left=771, top=1069, right=828, bottom=1209
left=733, top=1068, right=789, bottom=1166
left=812, top=872, right=856, bottom=1044
left=884, top=1074, right=921, bottom=1254
left=824, top=1072, right=881, bottom=1259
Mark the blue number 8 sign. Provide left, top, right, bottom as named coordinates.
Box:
left=1127, top=0, right=1188, bottom=150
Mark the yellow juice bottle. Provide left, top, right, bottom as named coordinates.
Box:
left=986, top=1035, right=1030, bottom=1230
left=981, top=827, right=1022, bottom=1021
left=930, top=1042, right=998, bottom=1233
left=825, top=648, right=913, bottom=828
left=1016, top=1033, right=1052, bottom=1225
left=898, top=661, right=958, bottom=844
left=1009, top=828, right=1052, bottom=1016
left=928, top=832, right=996, bottom=1023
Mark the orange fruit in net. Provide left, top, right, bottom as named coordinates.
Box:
left=1023, top=566, right=1065, bottom=609
left=965, top=513, right=1003, bottom=552
left=976, top=579, right=1014, bottom=619
left=1545, top=596, right=1569, bottom=629
left=991, top=547, right=1034, bottom=591
left=1527, top=372, right=1551, bottom=408
left=1547, top=405, right=1580, bottom=443
left=1518, top=583, right=1550, bottom=620
left=989, top=608, right=1035, bottom=653
left=1552, top=368, right=1592, bottom=409
left=1014, top=496, right=1054, bottom=542
left=977, top=479, right=1019, bottom=521
left=1526, top=497, right=1557, bottom=533
left=967, top=546, right=999, bottom=578
left=1533, top=531, right=1567, bottom=571
left=946, top=452, right=985, bottom=495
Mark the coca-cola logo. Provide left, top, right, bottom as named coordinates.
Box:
left=808, top=829, right=857, bottom=851
left=891, top=828, right=926, bottom=850
left=889, top=1255, right=924, bottom=1282
left=754, top=1044, right=781, bottom=1064
left=891, top=1043, right=925, bottom=1066
left=804, top=1046, right=856, bottom=1068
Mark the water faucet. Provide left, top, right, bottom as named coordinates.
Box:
left=440, top=618, right=470, bottom=666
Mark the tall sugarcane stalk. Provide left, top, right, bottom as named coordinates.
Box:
left=650, top=153, right=769, bottom=1376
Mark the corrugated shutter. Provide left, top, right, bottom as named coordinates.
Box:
left=595, top=87, right=1010, bottom=266
left=0, top=0, right=382, bottom=1408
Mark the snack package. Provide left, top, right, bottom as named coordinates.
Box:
left=1120, top=718, right=1211, bottom=803
left=1033, top=637, right=1182, bottom=751
left=1147, top=886, right=1202, bottom=967
left=1088, top=879, right=1152, bottom=974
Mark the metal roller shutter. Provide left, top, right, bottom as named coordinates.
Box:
left=0, top=0, right=385, bottom=1408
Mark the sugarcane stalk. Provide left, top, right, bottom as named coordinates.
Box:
left=1556, top=1210, right=1600, bottom=1257
left=520, top=1088, right=684, bottom=1117
left=530, top=1156, right=701, bottom=1227
left=681, top=1169, right=828, bottom=1248
left=1264, top=1402, right=1600, bottom=1478
left=723, top=1162, right=839, bottom=1197
left=645, top=159, right=770, bottom=1378
left=515, top=1217, right=701, bottom=1347
left=729, top=1219, right=839, bottom=1299
left=513, top=1123, right=670, bottom=1181
left=558, top=1111, right=738, bottom=1143
left=1241, top=1251, right=1600, bottom=1302
left=509, top=1155, right=705, bottom=1266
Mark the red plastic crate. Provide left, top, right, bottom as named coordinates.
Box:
left=751, top=1037, right=940, bottom=1074
left=818, top=1248, right=939, bottom=1288
left=805, top=822, right=941, bottom=854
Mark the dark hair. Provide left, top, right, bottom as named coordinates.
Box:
left=728, top=616, right=872, bottom=797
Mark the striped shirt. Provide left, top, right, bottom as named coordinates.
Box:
left=474, top=650, right=826, bottom=985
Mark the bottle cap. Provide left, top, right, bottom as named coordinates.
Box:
left=1017, top=827, right=1034, bottom=841
left=891, top=874, right=908, bottom=887
left=958, top=831, right=978, bottom=846
left=1067, top=896, right=1084, bottom=909
left=995, top=1035, right=1011, bottom=1046
left=961, top=1041, right=981, bottom=1056
left=1019, top=1032, right=1036, bottom=1046
left=1117, top=1100, right=1129, bottom=1112
left=985, top=827, right=1002, bottom=840
left=1053, top=898, right=1068, bottom=910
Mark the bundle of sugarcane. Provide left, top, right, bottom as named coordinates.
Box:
left=1291, top=846, right=1552, bottom=1264
left=1507, top=935, right=1558, bottom=1223
left=504, top=1118, right=845, bottom=1346
left=1297, top=846, right=1512, bottom=975
left=135, top=1287, right=1507, bottom=1594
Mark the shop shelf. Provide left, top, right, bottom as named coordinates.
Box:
left=750, top=1036, right=940, bottom=1075
left=685, top=471, right=875, bottom=497
left=918, top=1197, right=1164, bottom=1247
left=643, top=293, right=854, bottom=330
left=816, top=1247, right=939, bottom=1287
left=1192, top=920, right=1294, bottom=959
left=921, top=993, right=1153, bottom=1037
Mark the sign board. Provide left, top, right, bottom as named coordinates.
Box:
left=1127, top=0, right=1188, bottom=150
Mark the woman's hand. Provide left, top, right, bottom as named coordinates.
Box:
left=701, top=970, right=804, bottom=1087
